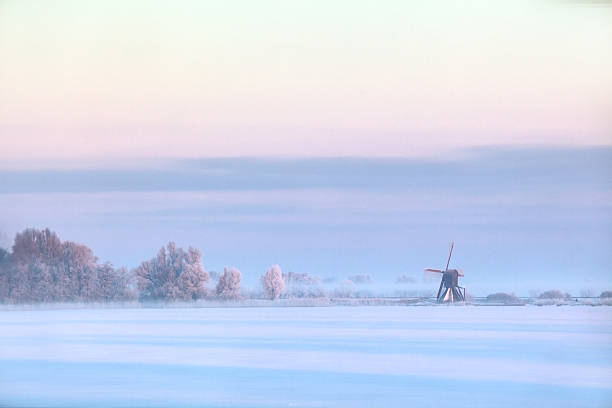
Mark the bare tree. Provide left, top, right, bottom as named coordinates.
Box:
left=216, top=267, right=242, bottom=300
left=261, top=264, right=285, bottom=300
left=579, top=289, right=596, bottom=297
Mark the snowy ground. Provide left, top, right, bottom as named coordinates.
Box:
left=1, top=306, right=611, bottom=408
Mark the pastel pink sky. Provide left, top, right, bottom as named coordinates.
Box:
left=0, top=0, right=611, bottom=160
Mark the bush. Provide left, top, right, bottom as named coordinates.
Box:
left=600, top=291, right=612, bottom=299
left=486, top=292, right=520, bottom=304
left=396, top=274, right=417, bottom=284
left=538, top=290, right=570, bottom=300
left=347, top=274, right=374, bottom=284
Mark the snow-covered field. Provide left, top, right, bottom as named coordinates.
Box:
left=1, top=306, right=611, bottom=407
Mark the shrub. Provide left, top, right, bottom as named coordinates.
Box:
left=486, top=292, right=520, bottom=304
left=347, top=274, right=374, bottom=284
left=396, top=274, right=417, bottom=284
left=538, top=290, right=569, bottom=300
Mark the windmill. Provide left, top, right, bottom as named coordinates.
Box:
left=424, top=242, right=466, bottom=303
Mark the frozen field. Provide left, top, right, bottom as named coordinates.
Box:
left=1, top=306, right=611, bottom=408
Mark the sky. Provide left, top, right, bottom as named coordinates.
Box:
left=0, top=1, right=610, bottom=295
left=1, top=0, right=611, bottom=160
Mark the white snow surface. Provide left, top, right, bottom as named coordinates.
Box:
left=1, top=306, right=611, bottom=407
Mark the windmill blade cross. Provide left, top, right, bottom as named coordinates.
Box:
left=424, top=268, right=443, bottom=273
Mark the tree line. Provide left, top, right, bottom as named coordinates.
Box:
left=3, top=228, right=607, bottom=304
left=0, top=228, right=135, bottom=303
left=0, top=228, right=316, bottom=303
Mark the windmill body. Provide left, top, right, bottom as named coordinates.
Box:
left=424, top=243, right=466, bottom=303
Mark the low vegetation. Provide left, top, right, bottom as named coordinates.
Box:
left=395, top=274, right=417, bottom=284
left=538, top=290, right=571, bottom=300
left=347, top=274, right=374, bottom=284
left=486, top=292, right=522, bottom=304
left=282, top=271, right=326, bottom=298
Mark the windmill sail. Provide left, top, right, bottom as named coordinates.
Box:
left=445, top=242, right=454, bottom=271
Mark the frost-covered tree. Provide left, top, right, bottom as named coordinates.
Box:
left=12, top=228, right=62, bottom=265
left=177, top=247, right=209, bottom=300
left=10, top=228, right=63, bottom=302
left=282, top=271, right=326, bottom=298
left=261, top=264, right=285, bottom=300
left=60, top=241, right=98, bottom=301
left=539, top=290, right=569, bottom=300
left=216, top=267, right=242, bottom=299
left=334, top=279, right=356, bottom=298
left=97, top=264, right=135, bottom=301
left=9, top=228, right=59, bottom=302
left=136, top=242, right=209, bottom=301
left=347, top=274, right=374, bottom=284
left=4, top=228, right=134, bottom=303
left=0, top=248, right=12, bottom=302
